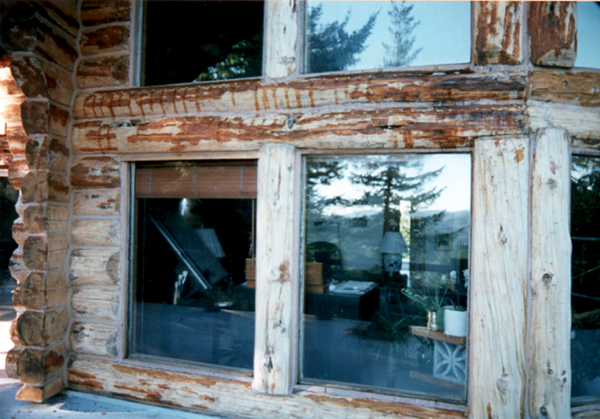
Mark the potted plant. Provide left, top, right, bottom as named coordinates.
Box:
left=443, top=304, right=468, bottom=337
left=401, top=287, right=446, bottom=331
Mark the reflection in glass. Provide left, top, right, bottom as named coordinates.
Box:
left=571, top=155, right=600, bottom=399
left=143, top=1, right=264, bottom=86
left=575, top=2, right=600, bottom=69
left=304, top=1, right=471, bottom=74
left=0, top=178, right=18, bottom=288
left=302, top=154, right=471, bottom=401
left=131, top=163, right=256, bottom=370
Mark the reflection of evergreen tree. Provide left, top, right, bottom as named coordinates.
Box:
left=382, top=1, right=422, bottom=68
left=307, top=5, right=378, bottom=73
left=195, top=34, right=262, bottom=81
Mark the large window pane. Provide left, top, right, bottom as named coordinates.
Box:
left=575, top=2, right=600, bottom=69
left=131, top=162, right=257, bottom=370
left=142, top=1, right=264, bottom=86
left=304, top=1, right=471, bottom=74
left=302, top=154, right=471, bottom=401
left=571, top=155, right=600, bottom=399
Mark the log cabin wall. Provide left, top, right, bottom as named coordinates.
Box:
left=0, top=0, right=79, bottom=401
left=2, top=0, right=600, bottom=418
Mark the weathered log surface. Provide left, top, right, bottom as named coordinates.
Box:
left=12, top=271, right=67, bottom=310
left=73, top=189, right=120, bottom=216
left=81, top=25, right=130, bottom=56
left=22, top=204, right=69, bottom=235
left=253, top=144, right=298, bottom=395
left=529, top=2, right=577, bottom=68
left=528, top=128, right=571, bottom=418
left=470, top=137, right=528, bottom=418
left=71, top=219, right=120, bottom=247
left=16, top=309, right=68, bottom=347
left=15, top=376, right=63, bottom=402
left=80, top=0, right=131, bottom=27
left=474, top=2, right=524, bottom=65
left=21, top=101, right=49, bottom=135
left=70, top=156, right=120, bottom=188
left=529, top=71, right=600, bottom=108
left=15, top=343, right=65, bottom=384
left=68, top=358, right=466, bottom=419
left=71, top=288, right=119, bottom=321
left=72, top=72, right=527, bottom=119
left=76, top=54, right=130, bottom=89
left=528, top=105, right=600, bottom=142
left=25, top=135, right=69, bottom=174
left=72, top=104, right=525, bottom=155
left=264, top=0, right=298, bottom=79
left=70, top=249, right=120, bottom=287
left=70, top=322, right=118, bottom=357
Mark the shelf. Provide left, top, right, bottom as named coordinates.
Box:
left=410, top=326, right=466, bottom=345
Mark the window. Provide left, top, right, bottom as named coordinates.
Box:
left=301, top=154, right=471, bottom=401
left=304, top=1, right=471, bottom=74
left=130, top=161, right=257, bottom=370
left=141, top=1, right=264, bottom=86
left=575, top=2, right=600, bottom=69
left=571, top=155, right=600, bottom=400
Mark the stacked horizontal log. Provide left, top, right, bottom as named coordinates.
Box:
left=1, top=0, right=78, bottom=402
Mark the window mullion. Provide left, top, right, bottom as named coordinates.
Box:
left=263, top=0, right=300, bottom=79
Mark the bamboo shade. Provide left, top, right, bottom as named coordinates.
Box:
left=136, top=162, right=257, bottom=199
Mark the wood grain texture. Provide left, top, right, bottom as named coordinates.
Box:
left=529, top=71, right=600, bottom=108
left=528, top=128, right=571, bottom=419
left=73, top=190, right=120, bottom=216
left=76, top=54, right=130, bottom=89
left=474, top=1, right=524, bottom=65
left=15, top=343, right=65, bottom=384
left=72, top=72, right=526, bottom=119
left=253, top=144, right=298, bottom=395
left=71, top=219, right=120, bottom=247
left=15, top=309, right=68, bottom=347
left=70, top=156, right=120, bottom=188
left=71, top=288, right=119, bottom=321
left=80, top=0, right=131, bottom=27
left=80, top=25, right=130, bottom=56
left=529, top=2, right=577, bottom=68
left=528, top=105, right=600, bottom=142
left=15, top=376, right=63, bottom=402
left=72, top=104, right=524, bottom=155
left=68, top=358, right=466, bottom=419
left=470, top=138, right=529, bottom=419
left=70, top=249, right=120, bottom=287
left=70, top=322, right=118, bottom=357
left=264, top=0, right=298, bottom=79
left=13, top=271, right=67, bottom=310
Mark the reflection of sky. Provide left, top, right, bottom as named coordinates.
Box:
left=307, top=1, right=471, bottom=70
left=313, top=154, right=471, bottom=217
left=575, top=2, right=600, bottom=69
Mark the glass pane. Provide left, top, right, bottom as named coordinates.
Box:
left=302, top=154, right=471, bottom=401
left=143, top=1, right=264, bottom=86
left=571, top=155, right=600, bottom=399
left=0, top=177, right=18, bottom=289
left=575, top=2, right=600, bottom=69
left=131, top=166, right=256, bottom=370
left=304, top=1, right=471, bottom=74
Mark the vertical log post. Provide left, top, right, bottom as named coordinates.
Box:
left=474, top=1, right=525, bottom=66
left=470, top=138, right=529, bottom=418
left=263, top=0, right=299, bottom=79
left=253, top=143, right=299, bottom=395
left=528, top=128, right=571, bottom=418
left=529, top=2, right=577, bottom=68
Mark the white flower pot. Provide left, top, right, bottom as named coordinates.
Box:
left=443, top=307, right=468, bottom=337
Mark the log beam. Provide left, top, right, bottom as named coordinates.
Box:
left=253, top=144, right=299, bottom=395
left=529, top=2, right=577, bottom=68
left=264, top=0, right=299, bottom=79
left=528, top=128, right=571, bottom=418
left=470, top=137, right=529, bottom=418
left=474, top=2, right=525, bottom=65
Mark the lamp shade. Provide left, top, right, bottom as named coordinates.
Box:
left=380, top=231, right=408, bottom=254
left=197, top=228, right=226, bottom=258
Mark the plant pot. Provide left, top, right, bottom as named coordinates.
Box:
left=443, top=306, right=467, bottom=337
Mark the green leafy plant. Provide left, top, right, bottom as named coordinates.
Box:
left=401, top=287, right=447, bottom=312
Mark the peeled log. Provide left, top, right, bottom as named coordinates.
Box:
left=529, top=2, right=577, bottom=68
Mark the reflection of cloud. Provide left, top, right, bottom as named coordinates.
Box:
left=323, top=204, right=381, bottom=218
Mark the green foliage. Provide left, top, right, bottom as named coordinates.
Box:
left=401, top=287, right=447, bottom=312
left=382, top=1, right=422, bottom=68
left=307, top=5, right=378, bottom=73
left=195, top=34, right=262, bottom=82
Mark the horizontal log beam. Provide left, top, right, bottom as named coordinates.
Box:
left=71, top=288, right=119, bottom=321
left=72, top=104, right=525, bottom=155
left=70, top=322, right=118, bottom=357
left=73, top=189, right=120, bottom=216
left=528, top=105, right=600, bottom=142
left=69, top=249, right=119, bottom=287
left=72, top=71, right=527, bottom=120
left=68, top=358, right=466, bottom=419
left=71, top=156, right=121, bottom=188
left=529, top=71, right=600, bottom=108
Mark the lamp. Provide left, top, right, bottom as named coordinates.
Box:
left=380, top=231, right=408, bottom=273
left=197, top=228, right=226, bottom=258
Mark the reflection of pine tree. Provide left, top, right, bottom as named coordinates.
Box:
left=195, top=34, right=262, bottom=81
left=307, top=5, right=378, bottom=73
left=382, top=1, right=422, bottom=68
